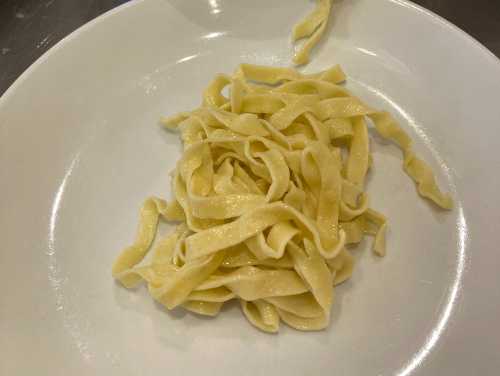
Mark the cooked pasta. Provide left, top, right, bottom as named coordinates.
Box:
left=292, top=0, right=332, bottom=65
left=112, top=63, right=452, bottom=332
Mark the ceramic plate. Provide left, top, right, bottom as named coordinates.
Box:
left=1, top=0, right=500, bottom=374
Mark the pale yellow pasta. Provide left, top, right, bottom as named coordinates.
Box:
left=113, top=63, right=452, bottom=333
left=292, top=0, right=333, bottom=65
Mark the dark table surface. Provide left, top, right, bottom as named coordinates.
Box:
left=1, top=0, right=499, bottom=96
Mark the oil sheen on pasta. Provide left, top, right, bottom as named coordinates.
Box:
left=112, top=63, right=452, bottom=333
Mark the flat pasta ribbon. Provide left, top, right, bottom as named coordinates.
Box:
left=292, top=0, right=333, bottom=65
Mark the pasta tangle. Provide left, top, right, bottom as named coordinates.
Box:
left=112, top=63, right=452, bottom=332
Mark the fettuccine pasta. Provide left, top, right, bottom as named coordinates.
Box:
left=292, top=0, right=332, bottom=65
left=112, top=63, right=452, bottom=333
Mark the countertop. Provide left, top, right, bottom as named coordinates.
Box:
left=1, top=0, right=499, bottom=95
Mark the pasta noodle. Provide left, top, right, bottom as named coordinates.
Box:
left=112, top=63, right=452, bottom=333
left=292, top=0, right=333, bottom=65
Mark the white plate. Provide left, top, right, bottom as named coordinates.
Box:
left=1, top=0, right=500, bottom=374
